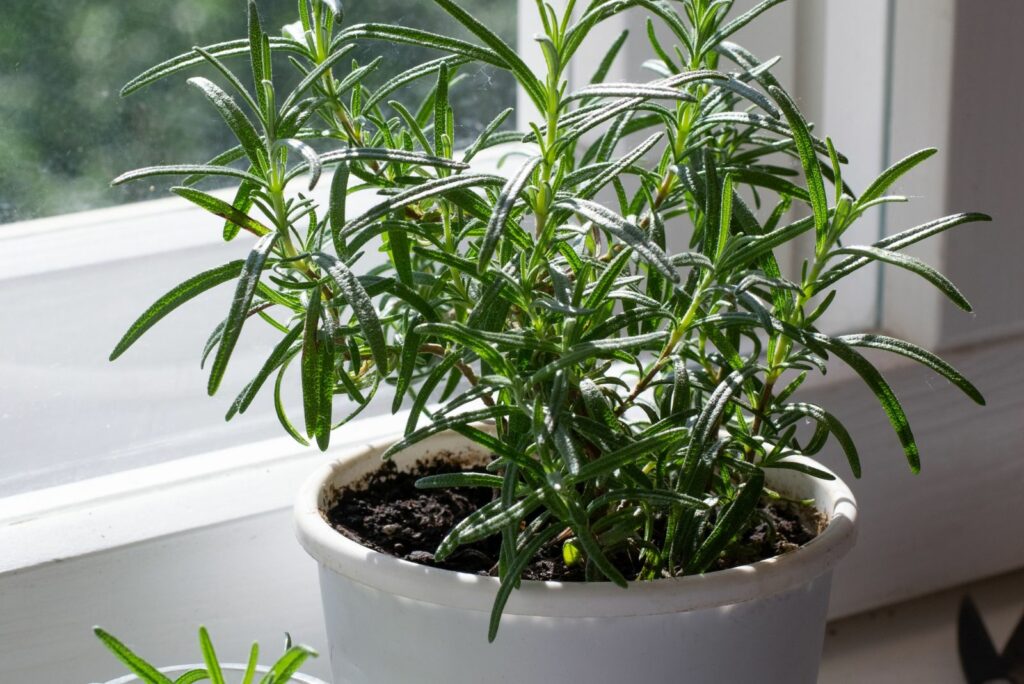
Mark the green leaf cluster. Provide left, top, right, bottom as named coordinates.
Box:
left=110, top=0, right=989, bottom=641
left=93, top=626, right=317, bottom=684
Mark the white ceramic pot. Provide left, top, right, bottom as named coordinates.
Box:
left=295, top=431, right=858, bottom=684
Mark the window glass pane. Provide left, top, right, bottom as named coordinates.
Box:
left=0, top=0, right=516, bottom=496
left=0, top=0, right=516, bottom=225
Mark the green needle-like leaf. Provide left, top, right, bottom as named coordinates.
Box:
left=769, top=85, right=829, bottom=251
left=576, top=428, right=689, bottom=481
left=563, top=492, right=628, bottom=587
left=776, top=403, right=862, bottom=478
left=121, top=37, right=305, bottom=96
left=414, top=322, right=520, bottom=377
left=198, top=627, right=226, bottom=684
left=462, top=107, right=515, bottom=163
left=227, top=326, right=302, bottom=420
left=553, top=422, right=584, bottom=475
left=342, top=174, right=505, bottom=237
left=433, top=62, right=451, bottom=156
left=301, top=290, right=324, bottom=442
left=840, top=334, right=985, bottom=405
left=429, top=0, right=546, bottom=111
left=577, top=133, right=663, bottom=201
left=554, top=197, right=679, bottom=283
left=247, top=1, right=268, bottom=117
left=815, top=334, right=920, bottom=473
left=93, top=628, right=174, bottom=684
left=365, top=56, right=470, bottom=112
left=222, top=182, right=260, bottom=241
left=284, top=138, right=322, bottom=190
left=479, top=156, right=542, bottom=269
left=589, top=29, right=630, bottom=87
left=339, top=23, right=503, bottom=70
left=188, top=77, right=268, bottom=172
left=416, top=472, right=505, bottom=490
left=208, top=233, right=280, bottom=396
left=589, top=488, right=708, bottom=512
left=112, top=165, right=265, bottom=187
left=687, top=469, right=765, bottom=573
left=568, top=83, right=698, bottom=102
left=275, top=354, right=309, bottom=447
left=820, top=213, right=991, bottom=287
left=686, top=367, right=762, bottom=470
left=709, top=0, right=788, bottom=45
left=859, top=148, right=938, bottom=208
left=827, top=245, right=972, bottom=312
left=280, top=45, right=355, bottom=113
left=111, top=261, right=246, bottom=361
left=329, top=162, right=350, bottom=257
left=173, top=670, right=209, bottom=684
left=488, top=525, right=561, bottom=642
left=383, top=405, right=519, bottom=461
left=313, top=253, right=390, bottom=373
left=531, top=331, right=669, bottom=383
left=242, top=642, right=259, bottom=684
left=259, top=644, right=318, bottom=684
left=172, top=186, right=272, bottom=238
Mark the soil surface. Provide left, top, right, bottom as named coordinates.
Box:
left=325, top=459, right=824, bottom=581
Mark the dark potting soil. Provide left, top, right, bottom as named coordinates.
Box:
left=325, top=458, right=825, bottom=582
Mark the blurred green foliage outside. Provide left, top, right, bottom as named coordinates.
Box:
left=0, top=0, right=515, bottom=224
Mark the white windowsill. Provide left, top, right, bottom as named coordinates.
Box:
left=0, top=412, right=403, bottom=576
left=0, top=194, right=229, bottom=282
left=821, top=567, right=1024, bottom=683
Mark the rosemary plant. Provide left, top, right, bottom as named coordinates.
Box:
left=93, top=626, right=317, bottom=684
left=110, top=0, right=988, bottom=640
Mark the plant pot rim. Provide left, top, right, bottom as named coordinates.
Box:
left=294, top=429, right=858, bottom=618
left=96, top=664, right=326, bottom=684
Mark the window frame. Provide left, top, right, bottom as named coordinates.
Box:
left=0, top=0, right=990, bottom=582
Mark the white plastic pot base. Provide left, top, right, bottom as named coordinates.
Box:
left=320, top=566, right=832, bottom=683
left=296, top=431, right=858, bottom=684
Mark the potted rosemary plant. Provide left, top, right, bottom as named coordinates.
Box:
left=110, top=0, right=989, bottom=681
